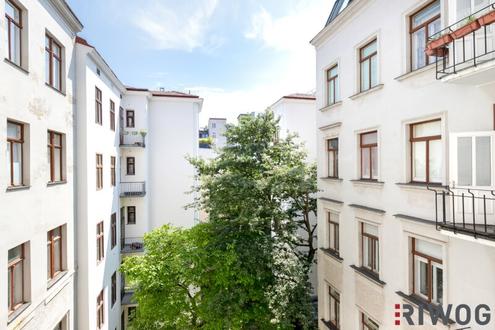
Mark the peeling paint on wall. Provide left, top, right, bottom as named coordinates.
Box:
left=28, top=98, right=50, bottom=120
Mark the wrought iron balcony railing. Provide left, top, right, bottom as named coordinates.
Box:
left=428, top=186, right=495, bottom=241
left=120, top=181, right=146, bottom=197
left=121, top=237, right=144, bottom=254
left=429, top=3, right=495, bottom=80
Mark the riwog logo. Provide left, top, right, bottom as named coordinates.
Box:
left=395, top=303, right=491, bottom=327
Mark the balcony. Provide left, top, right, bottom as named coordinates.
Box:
left=121, top=237, right=144, bottom=254
left=120, top=182, right=146, bottom=197
left=120, top=132, right=146, bottom=148
left=429, top=3, right=495, bottom=84
left=429, top=186, right=495, bottom=241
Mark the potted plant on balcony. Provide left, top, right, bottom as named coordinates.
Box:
left=478, top=7, right=495, bottom=26
left=451, top=15, right=481, bottom=39
left=426, top=32, right=452, bottom=56
left=139, top=130, right=147, bottom=147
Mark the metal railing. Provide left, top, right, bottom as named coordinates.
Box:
left=428, top=186, right=495, bottom=240
left=120, top=182, right=146, bottom=197
left=120, top=132, right=146, bottom=147
left=121, top=237, right=144, bottom=254
left=430, top=3, right=495, bottom=79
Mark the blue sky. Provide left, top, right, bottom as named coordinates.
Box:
left=67, top=0, right=333, bottom=125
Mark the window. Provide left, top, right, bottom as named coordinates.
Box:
left=96, top=154, right=103, bottom=189
left=361, top=223, right=379, bottom=274
left=327, top=212, right=339, bottom=255
left=95, top=87, right=102, bottom=125
left=410, top=119, right=442, bottom=183
left=8, top=243, right=26, bottom=314
left=111, top=213, right=117, bottom=249
left=47, top=226, right=63, bottom=281
left=360, top=131, right=378, bottom=180
left=212, top=123, right=216, bottom=128
left=359, top=39, right=378, bottom=92
left=327, top=138, right=339, bottom=178
left=45, top=34, right=62, bottom=91
left=110, top=100, right=115, bottom=131
left=5, top=0, right=22, bottom=66
left=328, top=285, right=340, bottom=328
left=110, top=156, right=116, bottom=186
left=126, top=110, right=135, bottom=128
left=96, top=290, right=104, bottom=329
left=361, top=313, right=379, bottom=330
left=96, top=222, right=104, bottom=263
left=127, top=206, right=136, bottom=225
left=457, top=0, right=490, bottom=20
left=47, top=131, right=64, bottom=182
left=410, top=1, right=441, bottom=71
left=128, top=306, right=137, bottom=323
left=411, top=238, right=443, bottom=304
left=327, top=65, right=340, bottom=105
left=126, top=157, right=135, bottom=175
left=7, top=121, right=24, bottom=186
left=111, top=272, right=117, bottom=307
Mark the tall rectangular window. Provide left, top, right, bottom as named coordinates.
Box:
left=110, top=156, right=116, bottom=186
left=362, top=313, right=379, bottom=330
left=5, top=0, right=22, bottom=66
left=96, top=290, right=104, bottom=329
left=45, top=35, right=62, bottom=91
left=126, top=110, right=135, bottom=128
left=95, top=87, right=102, bottom=125
left=410, top=1, right=441, bottom=71
left=328, top=286, right=340, bottom=329
left=96, top=222, right=104, bottom=263
left=410, top=119, right=442, bottom=183
left=96, top=154, right=103, bottom=189
left=359, top=39, right=378, bottom=92
left=8, top=243, right=26, bottom=314
left=126, top=157, right=135, bottom=175
left=47, top=131, right=64, bottom=182
left=111, top=272, right=117, bottom=307
left=127, top=206, right=136, bottom=225
left=361, top=223, right=379, bottom=275
left=412, top=238, right=443, bottom=304
left=327, top=65, right=339, bottom=106
left=327, top=212, right=339, bottom=255
left=47, top=226, right=63, bottom=281
left=110, top=100, right=115, bottom=131
left=327, top=138, right=339, bottom=178
left=360, top=131, right=378, bottom=180
left=111, top=213, right=117, bottom=249
left=7, top=121, right=24, bottom=186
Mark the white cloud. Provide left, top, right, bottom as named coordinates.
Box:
left=132, top=0, right=221, bottom=52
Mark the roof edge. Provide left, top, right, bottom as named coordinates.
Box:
left=49, top=0, right=83, bottom=33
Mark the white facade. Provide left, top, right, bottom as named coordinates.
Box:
left=0, top=0, right=82, bottom=329
left=207, top=117, right=227, bottom=149
left=313, top=0, right=495, bottom=329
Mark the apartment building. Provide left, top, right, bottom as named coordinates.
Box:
left=312, top=0, right=495, bottom=329
left=207, top=117, right=227, bottom=149
left=0, top=1, right=82, bottom=329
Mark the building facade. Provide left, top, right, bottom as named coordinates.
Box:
left=0, top=1, right=82, bottom=329
left=207, top=117, right=227, bottom=149
left=313, top=0, right=495, bottom=329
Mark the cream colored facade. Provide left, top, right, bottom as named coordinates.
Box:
left=313, top=0, right=495, bottom=329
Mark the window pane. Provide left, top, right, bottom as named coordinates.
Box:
left=328, top=152, right=335, bottom=177
left=47, top=242, right=51, bottom=278
left=371, top=147, right=378, bottom=179
left=12, top=142, right=22, bottom=185
left=328, top=80, right=335, bottom=105
left=8, top=270, right=11, bottom=307
left=413, top=120, right=441, bottom=138
left=476, top=136, right=491, bottom=186
left=10, top=25, right=21, bottom=65
left=361, top=60, right=370, bottom=91
left=45, top=51, right=50, bottom=84
left=328, top=66, right=338, bottom=78
left=457, top=0, right=471, bottom=19
left=428, top=18, right=442, bottom=64
left=13, top=264, right=23, bottom=304
left=362, top=132, right=377, bottom=145
left=457, top=137, right=473, bottom=186
left=54, top=149, right=62, bottom=181
left=7, top=122, right=21, bottom=139
left=53, top=58, right=61, bottom=90
left=412, top=28, right=426, bottom=70
left=416, top=258, right=428, bottom=296
left=416, top=238, right=443, bottom=259
left=413, top=141, right=426, bottom=181
left=370, top=55, right=378, bottom=88
left=429, top=139, right=442, bottom=183
left=412, top=1, right=440, bottom=28
left=54, top=239, right=61, bottom=272
left=5, top=1, right=17, bottom=20
left=334, top=76, right=340, bottom=102
left=8, top=245, right=22, bottom=262
left=433, top=264, right=443, bottom=304
left=329, top=139, right=338, bottom=150
left=362, top=148, right=370, bottom=179
left=361, top=40, right=377, bottom=58
left=364, top=223, right=378, bottom=236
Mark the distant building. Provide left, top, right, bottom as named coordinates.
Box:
left=208, top=118, right=227, bottom=149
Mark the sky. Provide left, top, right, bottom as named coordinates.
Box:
left=67, top=0, right=333, bottom=126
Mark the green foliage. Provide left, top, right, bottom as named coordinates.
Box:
left=122, top=110, right=318, bottom=329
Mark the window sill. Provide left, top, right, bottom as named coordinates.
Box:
left=47, top=180, right=67, bottom=186
left=350, top=179, right=384, bottom=188
left=396, top=291, right=454, bottom=324
left=8, top=302, right=31, bottom=324
left=4, top=58, right=29, bottom=75
left=396, top=182, right=447, bottom=191
left=351, top=265, right=386, bottom=286
left=395, top=63, right=435, bottom=82
left=319, top=101, right=343, bottom=112
left=349, top=84, right=384, bottom=100
left=6, top=185, right=30, bottom=192
left=320, top=248, right=343, bottom=262
left=45, top=83, right=66, bottom=96
left=47, top=270, right=68, bottom=289
left=319, top=177, right=343, bottom=182
left=321, top=318, right=339, bottom=330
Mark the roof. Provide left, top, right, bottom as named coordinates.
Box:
left=325, top=0, right=353, bottom=26
left=208, top=117, right=227, bottom=121
left=282, top=93, right=316, bottom=101
left=49, top=0, right=83, bottom=32
left=151, top=91, right=199, bottom=99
